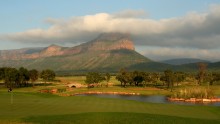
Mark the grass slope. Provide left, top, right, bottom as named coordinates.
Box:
left=0, top=92, right=219, bottom=123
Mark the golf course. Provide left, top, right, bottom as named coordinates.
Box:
left=0, top=75, right=220, bottom=124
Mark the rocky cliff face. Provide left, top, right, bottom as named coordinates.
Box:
left=39, top=44, right=63, bottom=57
left=75, top=33, right=135, bottom=52
left=0, top=33, right=135, bottom=60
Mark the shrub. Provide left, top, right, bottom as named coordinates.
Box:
left=171, top=87, right=214, bottom=99
left=57, top=88, right=66, bottom=93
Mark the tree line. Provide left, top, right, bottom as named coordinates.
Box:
left=0, top=67, right=55, bottom=90
left=116, top=68, right=220, bottom=89
left=115, top=69, right=186, bottom=91
left=85, top=65, right=220, bottom=90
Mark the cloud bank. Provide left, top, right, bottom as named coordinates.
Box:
left=1, top=5, right=220, bottom=60
left=136, top=46, right=220, bottom=62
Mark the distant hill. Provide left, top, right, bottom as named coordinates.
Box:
left=161, top=58, right=210, bottom=65
left=0, top=33, right=152, bottom=73
left=172, top=61, right=220, bottom=72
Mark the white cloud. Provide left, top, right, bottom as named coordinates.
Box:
left=136, top=46, right=220, bottom=62
left=0, top=5, right=220, bottom=59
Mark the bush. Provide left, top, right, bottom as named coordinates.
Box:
left=57, top=88, right=66, bottom=93
left=171, top=87, right=214, bottom=99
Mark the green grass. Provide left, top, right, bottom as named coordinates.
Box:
left=65, top=87, right=170, bottom=96
left=0, top=92, right=219, bottom=123
left=56, top=76, right=120, bottom=85
left=0, top=76, right=220, bottom=123
left=23, top=112, right=219, bottom=124
left=57, top=76, right=86, bottom=84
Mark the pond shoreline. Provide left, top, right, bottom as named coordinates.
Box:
left=73, top=91, right=141, bottom=96
left=45, top=89, right=220, bottom=104
left=167, top=97, right=220, bottom=103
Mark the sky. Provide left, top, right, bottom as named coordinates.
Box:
left=1, top=0, right=220, bottom=61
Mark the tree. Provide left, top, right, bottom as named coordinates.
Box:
left=17, top=67, right=30, bottom=87
left=116, top=69, right=132, bottom=87
left=174, top=72, right=186, bottom=86
left=40, top=69, right=55, bottom=84
left=85, top=72, right=105, bottom=88
left=105, top=73, right=111, bottom=87
left=4, top=67, right=19, bottom=90
left=0, top=67, right=5, bottom=81
left=132, top=71, right=144, bottom=86
left=161, top=69, right=175, bottom=91
left=105, top=73, right=111, bottom=82
left=197, top=63, right=207, bottom=85
left=206, top=72, right=220, bottom=85
left=29, top=69, right=39, bottom=87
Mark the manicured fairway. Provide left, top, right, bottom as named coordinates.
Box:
left=0, top=92, right=219, bottom=124
left=23, top=112, right=220, bottom=124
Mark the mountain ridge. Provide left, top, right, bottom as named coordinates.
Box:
left=0, top=33, right=135, bottom=60
left=161, top=58, right=211, bottom=65
left=0, top=33, right=151, bottom=72
left=1, top=33, right=220, bottom=73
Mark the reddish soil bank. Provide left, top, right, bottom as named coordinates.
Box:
left=168, top=97, right=220, bottom=103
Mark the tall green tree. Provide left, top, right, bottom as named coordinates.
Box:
left=116, top=69, right=132, bottom=87
left=105, top=73, right=111, bottom=82
left=40, top=69, right=55, bottom=84
left=161, top=69, right=175, bottom=91
left=105, top=73, right=111, bottom=87
left=29, top=69, right=39, bottom=87
left=18, top=67, right=30, bottom=87
left=85, top=72, right=105, bottom=88
left=4, top=67, right=19, bottom=90
left=197, top=63, right=207, bottom=85
left=132, top=71, right=144, bottom=86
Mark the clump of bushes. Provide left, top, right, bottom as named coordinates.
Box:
left=171, top=87, right=214, bottom=99
left=57, top=88, right=66, bottom=93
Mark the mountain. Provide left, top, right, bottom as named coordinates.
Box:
left=1, top=33, right=219, bottom=73
left=161, top=58, right=210, bottom=65
left=0, top=33, right=152, bottom=73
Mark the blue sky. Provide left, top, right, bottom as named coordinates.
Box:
left=1, top=0, right=220, bottom=61
left=1, top=0, right=218, bottom=32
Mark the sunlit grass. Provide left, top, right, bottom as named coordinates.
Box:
left=0, top=92, right=219, bottom=123
left=171, top=87, right=215, bottom=99
left=23, top=112, right=220, bottom=124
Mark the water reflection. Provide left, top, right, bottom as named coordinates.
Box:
left=77, top=94, right=220, bottom=106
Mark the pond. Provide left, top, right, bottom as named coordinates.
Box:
left=77, top=94, right=220, bottom=106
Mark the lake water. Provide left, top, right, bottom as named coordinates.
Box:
left=77, top=94, right=220, bottom=106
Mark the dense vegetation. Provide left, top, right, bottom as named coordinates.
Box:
left=84, top=64, right=220, bottom=99
left=0, top=67, right=55, bottom=90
